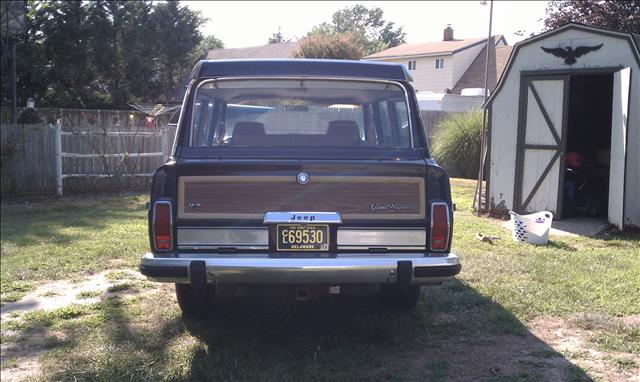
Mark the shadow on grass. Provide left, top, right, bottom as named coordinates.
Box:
left=18, top=296, right=189, bottom=381
left=597, top=229, right=640, bottom=243
left=179, top=280, right=593, bottom=382
left=26, top=281, right=594, bottom=382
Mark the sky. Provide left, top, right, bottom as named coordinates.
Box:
left=183, top=1, right=550, bottom=49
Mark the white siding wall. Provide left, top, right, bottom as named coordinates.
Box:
left=375, top=56, right=454, bottom=92
left=488, top=28, right=640, bottom=227
left=452, top=43, right=485, bottom=86
left=367, top=38, right=505, bottom=93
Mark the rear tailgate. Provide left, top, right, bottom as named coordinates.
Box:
left=172, top=158, right=429, bottom=253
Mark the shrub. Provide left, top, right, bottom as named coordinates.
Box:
left=294, top=32, right=363, bottom=60
left=430, top=111, right=483, bottom=179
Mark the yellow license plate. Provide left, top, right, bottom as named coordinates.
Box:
left=276, top=224, right=329, bottom=251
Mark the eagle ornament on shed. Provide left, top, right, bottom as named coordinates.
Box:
left=540, top=44, right=603, bottom=64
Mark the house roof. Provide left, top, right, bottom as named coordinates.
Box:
left=364, top=35, right=505, bottom=60
left=485, top=22, right=640, bottom=107
left=451, top=45, right=513, bottom=94
left=207, top=42, right=300, bottom=60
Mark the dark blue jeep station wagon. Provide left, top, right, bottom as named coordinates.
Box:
left=140, top=59, right=460, bottom=316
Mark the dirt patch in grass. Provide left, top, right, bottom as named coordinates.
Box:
left=0, top=269, right=146, bottom=320
left=529, top=316, right=640, bottom=382
left=0, top=328, right=67, bottom=381
left=380, top=334, right=571, bottom=381
left=1, top=357, right=41, bottom=382
left=0, top=269, right=153, bottom=382
left=362, top=314, right=639, bottom=382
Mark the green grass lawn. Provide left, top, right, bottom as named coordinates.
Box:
left=1, top=194, right=149, bottom=303
left=1, top=179, right=638, bottom=381
left=450, top=179, right=640, bottom=320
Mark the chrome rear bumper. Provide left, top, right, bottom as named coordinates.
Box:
left=140, top=253, right=461, bottom=286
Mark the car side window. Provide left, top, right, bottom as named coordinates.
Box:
left=376, top=100, right=410, bottom=148
left=394, top=101, right=411, bottom=148
left=378, top=101, right=394, bottom=147
left=192, top=96, right=222, bottom=147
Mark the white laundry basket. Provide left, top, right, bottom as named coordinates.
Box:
left=508, top=211, right=553, bottom=245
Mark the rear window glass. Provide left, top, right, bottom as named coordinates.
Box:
left=190, top=79, right=412, bottom=149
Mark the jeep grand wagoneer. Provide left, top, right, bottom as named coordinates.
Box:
left=140, top=59, right=460, bottom=316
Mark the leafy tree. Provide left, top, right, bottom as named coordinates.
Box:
left=118, top=0, right=157, bottom=105
left=294, top=32, right=363, bottom=60
left=5, top=1, right=49, bottom=110
left=309, top=5, right=406, bottom=56
left=38, top=0, right=93, bottom=108
left=268, top=27, right=288, bottom=44
left=152, top=1, right=205, bottom=103
left=542, top=0, right=640, bottom=33
left=2, top=0, right=211, bottom=110
left=85, top=0, right=124, bottom=107
left=191, top=35, right=224, bottom=62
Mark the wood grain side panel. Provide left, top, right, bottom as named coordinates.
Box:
left=178, top=176, right=425, bottom=220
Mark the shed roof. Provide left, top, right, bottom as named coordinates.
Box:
left=207, top=42, right=300, bottom=60
left=364, top=35, right=505, bottom=60
left=485, top=23, right=640, bottom=107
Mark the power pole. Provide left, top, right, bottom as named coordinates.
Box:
left=475, top=0, right=493, bottom=216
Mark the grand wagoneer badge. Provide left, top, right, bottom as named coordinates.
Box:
left=370, top=203, right=416, bottom=212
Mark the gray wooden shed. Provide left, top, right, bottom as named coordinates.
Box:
left=484, top=23, right=639, bottom=229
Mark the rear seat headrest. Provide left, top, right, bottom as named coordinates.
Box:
left=231, top=122, right=266, bottom=146
left=327, top=120, right=361, bottom=142
left=327, top=120, right=362, bottom=146
left=233, top=122, right=265, bottom=136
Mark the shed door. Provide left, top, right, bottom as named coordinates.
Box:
left=514, top=76, right=568, bottom=216
left=608, top=68, right=631, bottom=229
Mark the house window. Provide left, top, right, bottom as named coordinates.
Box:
left=407, top=60, right=417, bottom=71
left=435, top=58, right=445, bottom=70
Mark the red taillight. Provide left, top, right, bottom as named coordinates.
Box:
left=430, top=202, right=450, bottom=251
left=153, top=201, right=173, bottom=251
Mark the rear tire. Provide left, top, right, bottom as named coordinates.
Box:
left=175, top=283, right=212, bottom=318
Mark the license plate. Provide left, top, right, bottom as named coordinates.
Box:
left=276, top=224, right=329, bottom=251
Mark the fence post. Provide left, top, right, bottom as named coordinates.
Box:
left=55, top=119, right=63, bottom=198
left=161, top=123, right=169, bottom=161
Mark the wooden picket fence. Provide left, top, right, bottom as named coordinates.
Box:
left=1, top=108, right=460, bottom=197
left=1, top=108, right=177, bottom=197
